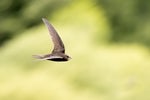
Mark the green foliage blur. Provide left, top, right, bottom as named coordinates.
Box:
left=0, top=0, right=150, bottom=100
left=98, top=0, right=150, bottom=46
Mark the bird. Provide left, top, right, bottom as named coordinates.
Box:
left=33, top=18, right=71, bottom=62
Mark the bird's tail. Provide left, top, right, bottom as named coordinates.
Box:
left=32, top=55, right=44, bottom=59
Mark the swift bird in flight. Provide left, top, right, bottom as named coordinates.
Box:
left=33, top=18, right=71, bottom=62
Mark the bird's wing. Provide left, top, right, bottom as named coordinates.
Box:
left=42, top=18, right=65, bottom=53
left=33, top=54, right=63, bottom=60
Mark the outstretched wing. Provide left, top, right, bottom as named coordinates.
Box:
left=42, top=18, right=65, bottom=53
left=32, top=54, right=63, bottom=60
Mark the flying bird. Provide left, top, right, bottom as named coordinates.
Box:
left=33, top=18, right=71, bottom=62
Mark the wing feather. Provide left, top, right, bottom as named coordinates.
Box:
left=42, top=18, right=65, bottom=53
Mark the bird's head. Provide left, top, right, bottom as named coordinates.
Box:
left=65, top=55, right=71, bottom=61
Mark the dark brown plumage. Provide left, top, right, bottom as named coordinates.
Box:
left=33, top=18, right=71, bottom=62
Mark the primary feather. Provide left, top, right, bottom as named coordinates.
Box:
left=42, top=18, right=65, bottom=53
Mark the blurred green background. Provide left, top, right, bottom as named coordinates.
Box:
left=0, top=0, right=150, bottom=100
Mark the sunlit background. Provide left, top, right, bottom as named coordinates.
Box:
left=0, top=0, right=150, bottom=100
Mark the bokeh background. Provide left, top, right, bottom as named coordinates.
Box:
left=0, top=0, right=150, bottom=100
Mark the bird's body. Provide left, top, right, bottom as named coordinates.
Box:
left=33, top=18, right=71, bottom=62
left=33, top=53, right=70, bottom=61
